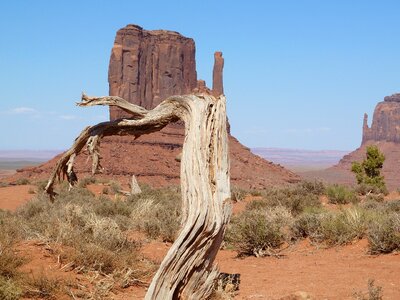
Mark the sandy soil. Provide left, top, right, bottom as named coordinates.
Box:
left=2, top=185, right=400, bottom=299
left=138, top=239, right=400, bottom=300
left=0, top=184, right=36, bottom=211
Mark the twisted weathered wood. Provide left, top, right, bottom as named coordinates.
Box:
left=45, top=93, right=231, bottom=299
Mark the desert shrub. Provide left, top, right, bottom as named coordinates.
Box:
left=16, top=189, right=141, bottom=275
left=298, top=180, right=326, bottom=195
left=367, top=212, right=400, bottom=254
left=109, top=181, right=122, bottom=194
left=383, top=200, right=400, bottom=213
left=102, top=186, right=109, bottom=194
left=94, top=196, right=131, bottom=217
left=326, top=184, right=358, bottom=204
left=319, top=208, right=366, bottom=245
left=226, top=206, right=293, bottom=256
left=24, top=272, right=61, bottom=299
left=77, top=176, right=97, bottom=188
left=249, top=189, right=262, bottom=197
left=0, top=182, right=10, bottom=188
left=0, top=248, right=24, bottom=280
left=354, top=279, right=383, bottom=300
left=356, top=183, right=388, bottom=196
left=292, top=207, right=367, bottom=245
left=291, top=208, right=325, bottom=241
left=248, top=185, right=321, bottom=216
left=15, top=178, right=30, bottom=185
left=34, top=180, right=48, bottom=192
left=0, top=277, right=22, bottom=300
left=231, top=187, right=246, bottom=202
left=128, top=186, right=181, bottom=242
left=0, top=213, right=24, bottom=281
left=365, top=194, right=384, bottom=203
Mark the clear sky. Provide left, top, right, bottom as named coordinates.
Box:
left=1, top=0, right=399, bottom=151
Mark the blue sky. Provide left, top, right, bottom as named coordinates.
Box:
left=1, top=1, right=399, bottom=151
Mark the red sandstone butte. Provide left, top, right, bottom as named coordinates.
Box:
left=11, top=24, right=299, bottom=189
left=109, top=24, right=197, bottom=120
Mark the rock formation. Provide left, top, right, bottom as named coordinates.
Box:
left=302, top=93, right=400, bottom=190
left=10, top=24, right=300, bottom=189
left=212, top=51, right=224, bottom=97
left=109, top=24, right=197, bottom=119
left=362, top=93, right=400, bottom=144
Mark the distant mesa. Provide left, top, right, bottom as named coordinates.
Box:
left=10, top=24, right=299, bottom=189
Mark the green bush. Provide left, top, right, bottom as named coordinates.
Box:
left=326, top=184, right=358, bottom=204
left=351, top=145, right=387, bottom=195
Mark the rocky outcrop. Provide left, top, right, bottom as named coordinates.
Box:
left=109, top=25, right=197, bottom=119
left=362, top=93, right=400, bottom=144
left=10, top=24, right=300, bottom=189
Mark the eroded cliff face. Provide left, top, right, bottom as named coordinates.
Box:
left=109, top=25, right=197, bottom=119
left=362, top=93, right=400, bottom=144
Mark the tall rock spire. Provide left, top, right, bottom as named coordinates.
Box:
left=212, top=51, right=224, bottom=97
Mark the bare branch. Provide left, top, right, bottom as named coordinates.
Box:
left=79, top=93, right=149, bottom=118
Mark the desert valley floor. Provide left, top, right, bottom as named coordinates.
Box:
left=0, top=183, right=399, bottom=300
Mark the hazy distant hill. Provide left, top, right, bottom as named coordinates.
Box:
left=0, top=150, right=62, bottom=161
left=0, top=150, right=63, bottom=176
left=251, top=148, right=350, bottom=172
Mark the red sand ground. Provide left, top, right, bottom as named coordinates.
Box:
left=1, top=185, right=400, bottom=299
left=0, top=184, right=36, bottom=211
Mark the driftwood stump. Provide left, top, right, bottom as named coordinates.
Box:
left=45, top=93, right=232, bottom=299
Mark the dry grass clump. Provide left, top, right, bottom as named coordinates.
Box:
left=128, top=185, right=181, bottom=242
left=23, top=272, right=62, bottom=300
left=13, top=185, right=156, bottom=297
left=0, top=182, right=185, bottom=298
left=0, top=211, right=24, bottom=300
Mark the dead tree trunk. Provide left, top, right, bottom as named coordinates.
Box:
left=45, top=93, right=231, bottom=299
